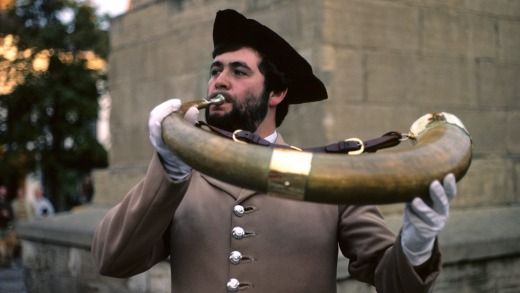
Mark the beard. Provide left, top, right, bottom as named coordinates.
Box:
left=205, top=90, right=269, bottom=133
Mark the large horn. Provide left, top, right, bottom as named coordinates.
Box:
left=162, top=97, right=472, bottom=205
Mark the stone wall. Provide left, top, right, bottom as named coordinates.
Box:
left=17, top=0, right=520, bottom=292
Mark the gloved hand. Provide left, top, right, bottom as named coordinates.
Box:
left=149, top=99, right=199, bottom=180
left=401, top=173, right=457, bottom=266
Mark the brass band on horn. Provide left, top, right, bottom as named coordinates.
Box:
left=162, top=98, right=472, bottom=205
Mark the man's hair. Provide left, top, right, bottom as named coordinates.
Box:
left=212, top=43, right=290, bottom=127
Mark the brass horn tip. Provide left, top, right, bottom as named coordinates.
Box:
left=209, top=94, right=225, bottom=105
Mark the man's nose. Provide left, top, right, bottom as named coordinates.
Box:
left=214, top=71, right=230, bottom=89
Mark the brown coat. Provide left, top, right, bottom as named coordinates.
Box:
left=93, top=141, right=441, bottom=292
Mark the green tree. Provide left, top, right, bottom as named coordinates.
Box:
left=0, top=0, right=109, bottom=210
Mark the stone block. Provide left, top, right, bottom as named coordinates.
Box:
left=435, top=257, right=520, bottom=293
left=415, top=56, right=477, bottom=107
left=92, top=166, right=147, bottom=206
left=110, top=124, right=152, bottom=167
left=507, top=112, right=520, bottom=154
left=117, top=14, right=143, bottom=49
left=164, top=73, right=208, bottom=102
left=138, top=3, right=170, bottom=39
left=167, top=32, right=212, bottom=76
left=278, top=102, right=327, bottom=147
left=451, top=158, right=515, bottom=209
left=107, top=50, right=130, bottom=86
left=516, top=162, right=520, bottom=204
left=467, top=13, right=496, bottom=59
left=323, top=103, right=420, bottom=142
left=130, top=0, right=154, bottom=8
left=167, top=1, right=243, bottom=31
left=400, top=0, right=464, bottom=8
left=337, top=279, right=376, bottom=293
left=127, top=273, right=148, bottom=292
left=319, top=46, right=364, bottom=102
left=366, top=52, right=418, bottom=103
left=499, top=19, right=520, bottom=63
left=452, top=109, right=507, bottom=154
left=478, top=61, right=520, bottom=108
left=421, top=7, right=467, bottom=56
left=379, top=203, right=403, bottom=217
left=299, top=1, right=325, bottom=45
left=108, top=83, right=132, bottom=143
left=149, top=261, right=171, bottom=293
left=139, top=42, right=162, bottom=80
left=466, top=0, right=520, bottom=17
left=21, top=241, right=55, bottom=271
left=109, top=15, right=132, bottom=50
left=253, top=5, right=304, bottom=48
left=322, top=1, right=419, bottom=51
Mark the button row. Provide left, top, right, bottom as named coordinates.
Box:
left=228, top=205, right=255, bottom=291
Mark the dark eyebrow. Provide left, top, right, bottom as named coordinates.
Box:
left=210, top=60, right=223, bottom=69
left=210, top=60, right=252, bottom=71
left=229, top=61, right=251, bottom=71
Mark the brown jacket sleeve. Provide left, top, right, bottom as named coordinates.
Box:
left=338, top=205, right=441, bottom=292
left=375, top=232, right=441, bottom=292
left=91, top=154, right=190, bottom=278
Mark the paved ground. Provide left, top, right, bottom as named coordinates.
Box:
left=0, top=258, right=27, bottom=293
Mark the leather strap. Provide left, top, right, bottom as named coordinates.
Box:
left=197, top=121, right=402, bottom=154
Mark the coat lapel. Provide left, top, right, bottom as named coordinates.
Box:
left=200, top=173, right=258, bottom=202
left=198, top=133, right=288, bottom=203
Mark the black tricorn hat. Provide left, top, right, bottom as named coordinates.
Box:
left=212, top=9, right=328, bottom=104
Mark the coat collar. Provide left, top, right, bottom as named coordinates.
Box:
left=199, top=133, right=287, bottom=203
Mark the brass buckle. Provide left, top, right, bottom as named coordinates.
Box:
left=344, top=138, right=364, bottom=155
left=232, top=130, right=248, bottom=145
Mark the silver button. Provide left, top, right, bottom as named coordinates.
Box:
left=233, top=205, right=245, bottom=217
left=232, top=227, right=245, bottom=239
left=229, top=251, right=243, bottom=265
left=227, top=278, right=240, bottom=292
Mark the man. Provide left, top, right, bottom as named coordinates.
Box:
left=11, top=186, right=35, bottom=224
left=93, top=9, right=456, bottom=292
left=32, top=184, right=55, bottom=219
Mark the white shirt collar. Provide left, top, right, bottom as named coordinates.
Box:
left=264, top=130, right=278, bottom=144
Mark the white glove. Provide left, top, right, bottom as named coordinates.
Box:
left=149, top=99, right=199, bottom=180
left=401, top=173, right=457, bottom=266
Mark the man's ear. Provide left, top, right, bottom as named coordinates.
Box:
left=269, top=88, right=288, bottom=107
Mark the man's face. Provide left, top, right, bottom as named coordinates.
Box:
left=206, top=47, right=269, bottom=133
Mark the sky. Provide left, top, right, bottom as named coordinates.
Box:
left=91, top=0, right=130, bottom=17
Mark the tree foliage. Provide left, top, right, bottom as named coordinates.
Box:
left=0, top=0, right=109, bottom=210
